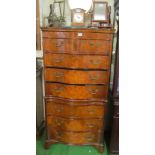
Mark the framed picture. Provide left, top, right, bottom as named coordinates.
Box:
left=92, top=1, right=109, bottom=23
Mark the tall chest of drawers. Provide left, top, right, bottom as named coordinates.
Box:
left=42, top=28, right=113, bottom=153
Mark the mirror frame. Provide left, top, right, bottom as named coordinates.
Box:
left=92, top=1, right=109, bottom=23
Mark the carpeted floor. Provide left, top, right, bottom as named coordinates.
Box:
left=36, top=133, right=109, bottom=155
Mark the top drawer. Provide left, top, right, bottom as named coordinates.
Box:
left=75, top=32, right=113, bottom=40
left=43, top=31, right=74, bottom=38
left=42, top=31, right=113, bottom=40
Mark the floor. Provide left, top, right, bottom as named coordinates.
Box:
left=36, top=133, right=109, bottom=155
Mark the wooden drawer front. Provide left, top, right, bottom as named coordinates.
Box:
left=46, top=102, right=104, bottom=118
left=77, top=40, right=111, bottom=55
left=75, top=32, right=113, bottom=40
left=43, top=38, right=73, bottom=52
left=45, top=68, right=109, bottom=84
left=49, top=129, right=100, bottom=145
left=45, top=83, right=108, bottom=99
left=47, top=116, right=103, bottom=132
left=43, top=31, right=73, bottom=38
left=44, top=53, right=110, bottom=69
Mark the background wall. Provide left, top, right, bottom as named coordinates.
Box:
left=40, top=0, right=114, bottom=27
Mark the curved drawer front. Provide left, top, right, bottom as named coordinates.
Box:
left=77, top=40, right=111, bottom=55
left=48, top=128, right=100, bottom=145
left=43, top=38, right=73, bottom=52
left=45, top=83, right=108, bottom=99
left=46, top=101, right=104, bottom=118
left=47, top=116, right=103, bottom=132
left=45, top=68, right=109, bottom=84
left=44, top=53, right=110, bottom=69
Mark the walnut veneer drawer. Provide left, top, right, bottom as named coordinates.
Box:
left=48, top=129, right=100, bottom=145
left=44, top=53, right=110, bottom=69
left=46, top=101, right=104, bottom=118
left=45, top=83, right=108, bottom=100
left=45, top=96, right=106, bottom=104
left=77, top=39, right=111, bottom=55
left=42, top=30, right=113, bottom=40
left=45, top=68, right=109, bottom=84
left=43, top=38, right=73, bottom=52
left=47, top=116, right=103, bottom=132
left=43, top=31, right=74, bottom=38
left=43, top=39, right=111, bottom=55
left=74, top=32, right=113, bottom=40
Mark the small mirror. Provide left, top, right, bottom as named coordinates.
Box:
left=92, top=1, right=109, bottom=23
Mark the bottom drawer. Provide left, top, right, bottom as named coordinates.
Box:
left=47, top=115, right=104, bottom=132
left=48, top=128, right=101, bottom=145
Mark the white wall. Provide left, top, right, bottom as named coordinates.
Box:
left=40, top=0, right=71, bottom=26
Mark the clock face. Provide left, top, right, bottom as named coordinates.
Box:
left=71, top=8, right=85, bottom=26
left=73, top=13, right=84, bottom=23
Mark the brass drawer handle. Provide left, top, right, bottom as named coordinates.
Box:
left=85, top=135, right=95, bottom=141
left=87, top=137, right=94, bottom=141
left=55, top=131, right=63, bottom=138
left=56, top=106, right=64, bottom=113
left=96, top=43, right=101, bottom=47
left=54, top=72, right=64, bottom=78
left=90, top=59, right=101, bottom=65
left=89, top=42, right=101, bottom=47
left=55, top=42, right=64, bottom=47
left=88, top=74, right=99, bottom=81
left=89, top=42, right=94, bottom=46
left=86, top=123, right=94, bottom=128
left=53, top=57, right=64, bottom=63
left=87, top=109, right=96, bottom=114
left=88, top=88, right=99, bottom=95
left=53, top=87, right=64, bottom=92
left=55, top=119, right=62, bottom=126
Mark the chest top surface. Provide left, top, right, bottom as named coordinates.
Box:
left=41, top=27, right=114, bottom=33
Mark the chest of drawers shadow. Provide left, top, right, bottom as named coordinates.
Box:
left=42, top=28, right=113, bottom=153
